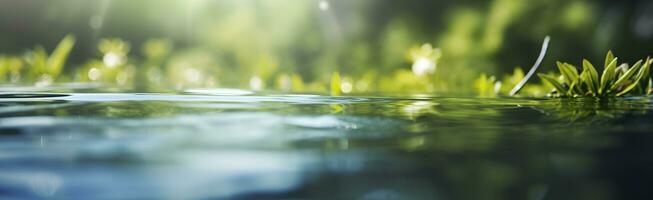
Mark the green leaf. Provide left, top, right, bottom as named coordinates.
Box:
left=556, top=61, right=578, bottom=85
left=555, top=62, right=584, bottom=96
left=617, top=81, right=639, bottom=96
left=538, top=73, right=567, bottom=94
left=568, top=81, right=581, bottom=96
left=46, top=35, right=75, bottom=79
left=580, top=71, right=594, bottom=96
left=582, top=59, right=599, bottom=95
left=599, top=58, right=617, bottom=95
left=636, top=58, right=652, bottom=94
left=611, top=60, right=643, bottom=92
left=604, top=50, right=614, bottom=70
left=617, top=58, right=650, bottom=96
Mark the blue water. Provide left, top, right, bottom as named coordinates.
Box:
left=1, top=87, right=653, bottom=199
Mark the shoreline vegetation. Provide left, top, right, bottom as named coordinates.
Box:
left=477, top=36, right=653, bottom=98
left=0, top=35, right=651, bottom=98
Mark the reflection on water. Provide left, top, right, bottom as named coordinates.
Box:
left=0, top=89, right=652, bottom=199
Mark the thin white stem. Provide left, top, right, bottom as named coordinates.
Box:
left=510, top=36, right=551, bottom=96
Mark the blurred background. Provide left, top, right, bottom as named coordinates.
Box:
left=0, top=0, right=652, bottom=94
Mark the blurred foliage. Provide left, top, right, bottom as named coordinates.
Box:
left=0, top=0, right=650, bottom=95
left=474, top=68, right=554, bottom=97
left=0, top=35, right=75, bottom=86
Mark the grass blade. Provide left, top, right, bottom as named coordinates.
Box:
left=46, top=35, right=75, bottom=79
left=604, top=50, right=614, bottom=69
left=580, top=70, right=594, bottom=96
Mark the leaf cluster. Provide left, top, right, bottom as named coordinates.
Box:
left=538, top=51, right=652, bottom=97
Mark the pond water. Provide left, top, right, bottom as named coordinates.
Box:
left=1, top=87, right=653, bottom=199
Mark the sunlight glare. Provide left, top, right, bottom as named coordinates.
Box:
left=411, top=57, right=436, bottom=76
left=319, top=1, right=329, bottom=11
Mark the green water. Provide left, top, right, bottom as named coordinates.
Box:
left=1, top=87, right=652, bottom=199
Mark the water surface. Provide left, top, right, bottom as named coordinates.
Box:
left=1, top=88, right=652, bottom=199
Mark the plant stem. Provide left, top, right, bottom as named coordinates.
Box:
left=510, top=36, right=550, bottom=96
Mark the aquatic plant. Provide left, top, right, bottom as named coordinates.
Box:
left=538, top=51, right=652, bottom=97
